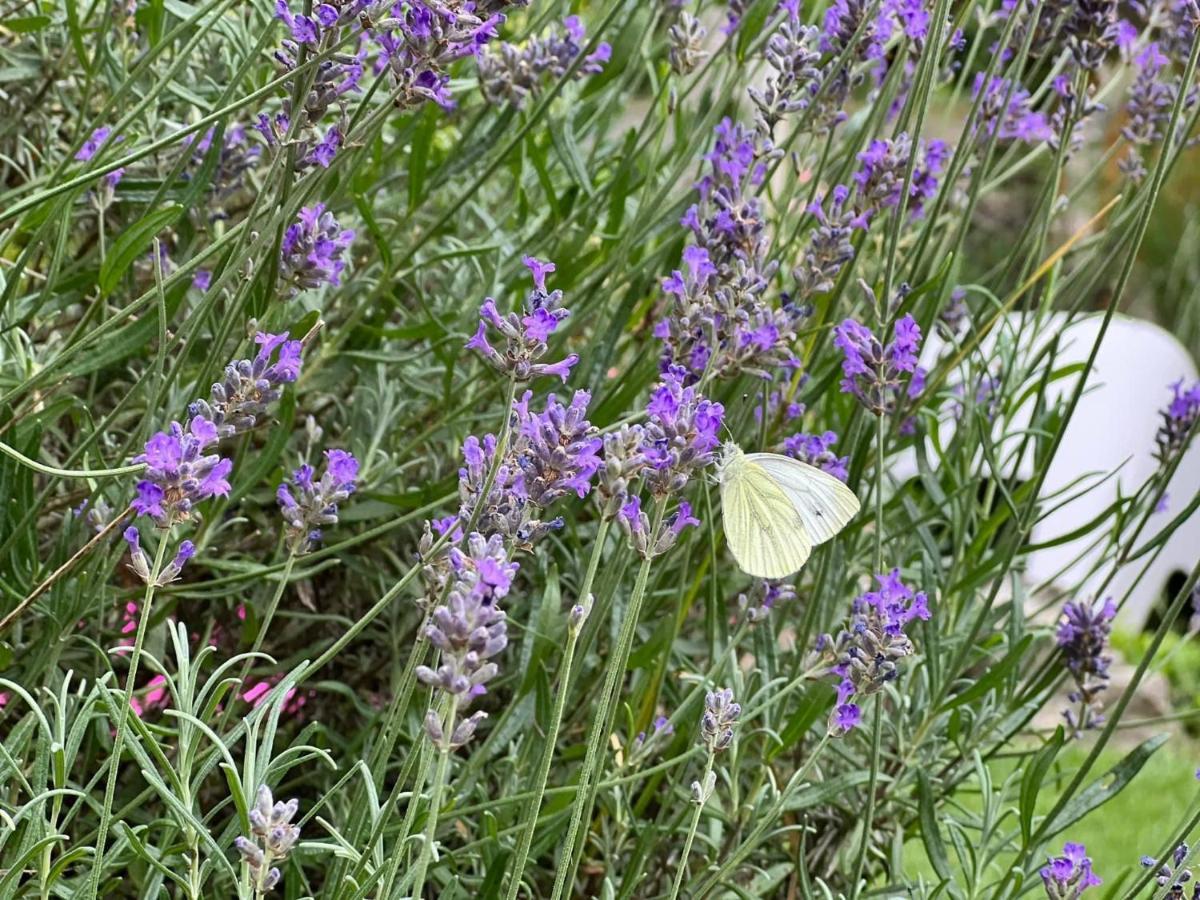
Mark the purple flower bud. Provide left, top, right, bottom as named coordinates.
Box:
left=277, top=449, right=358, bottom=553
left=279, top=203, right=354, bottom=295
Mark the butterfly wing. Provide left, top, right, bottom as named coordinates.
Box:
left=721, top=459, right=814, bottom=579
left=745, top=453, right=860, bottom=546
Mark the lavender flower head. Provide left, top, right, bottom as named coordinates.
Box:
left=234, top=784, right=301, bottom=894
left=466, top=256, right=578, bottom=383
left=1154, top=379, right=1200, bottom=464
left=1056, top=598, right=1115, bottom=736
left=511, top=389, right=602, bottom=506
left=1140, top=843, right=1194, bottom=896
left=416, top=533, right=516, bottom=750
left=748, top=14, right=820, bottom=138
left=457, top=389, right=599, bottom=548
left=372, top=0, right=515, bottom=111
left=595, top=423, right=649, bottom=517
left=618, top=496, right=700, bottom=559
left=700, top=687, right=740, bottom=752
left=1120, top=43, right=1176, bottom=182
left=277, top=449, right=359, bottom=552
left=812, top=569, right=931, bottom=735
left=638, top=366, right=724, bottom=497
left=783, top=430, right=849, bottom=482
left=794, top=185, right=866, bottom=298
left=131, top=416, right=233, bottom=525
left=1064, top=0, right=1120, bottom=70
left=972, top=74, right=1052, bottom=145
left=279, top=203, right=354, bottom=295
left=479, top=14, right=610, bottom=108
left=1040, top=842, right=1101, bottom=899
left=834, top=312, right=926, bottom=418
left=75, top=127, right=121, bottom=162
left=189, top=331, right=304, bottom=439
left=737, top=579, right=797, bottom=623
left=668, top=12, right=708, bottom=77
left=124, top=527, right=196, bottom=586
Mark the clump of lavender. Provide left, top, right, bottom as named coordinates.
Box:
left=131, top=416, right=233, bottom=525
left=466, top=256, right=578, bottom=383
left=511, top=390, right=602, bottom=506
left=938, top=287, right=969, bottom=339
left=1155, top=379, right=1200, bottom=464
left=75, top=126, right=121, bottom=162
left=668, top=12, right=708, bottom=77
left=457, top=389, right=601, bottom=549
left=972, top=74, right=1052, bottom=145
left=638, top=366, right=724, bottom=497
left=700, top=687, right=740, bottom=753
left=618, top=496, right=700, bottom=560
left=657, top=119, right=809, bottom=381
left=416, top=533, right=516, bottom=750
left=595, top=423, right=649, bottom=517
left=1064, top=0, right=1120, bottom=70
left=277, top=449, right=359, bottom=552
left=783, top=430, right=849, bottom=481
left=1056, top=598, right=1115, bottom=736
left=373, top=0, right=515, bottom=110
left=272, top=1, right=361, bottom=143
left=123, top=528, right=195, bottom=586
left=278, top=204, right=355, bottom=294
left=189, top=331, right=304, bottom=439
left=234, top=784, right=301, bottom=895
left=851, top=134, right=949, bottom=220
left=748, top=14, right=820, bottom=138
left=834, top=313, right=926, bottom=418
left=812, top=570, right=931, bottom=735
left=1140, top=843, right=1195, bottom=897
left=737, top=579, right=796, bottom=623
left=793, top=185, right=865, bottom=297
left=185, top=123, right=263, bottom=212
left=1041, top=842, right=1102, bottom=899
left=478, top=15, right=610, bottom=108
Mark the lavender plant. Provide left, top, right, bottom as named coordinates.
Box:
left=3, top=0, right=1200, bottom=897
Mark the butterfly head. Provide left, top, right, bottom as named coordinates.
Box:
left=717, top=441, right=744, bottom=480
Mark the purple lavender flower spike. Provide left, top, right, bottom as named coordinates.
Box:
left=279, top=203, right=354, bottom=295
left=972, top=74, right=1052, bottom=145
left=75, top=127, right=121, bottom=162
left=1140, top=843, right=1194, bottom=895
left=1056, top=597, right=1116, bottom=736
left=415, top=533, right=515, bottom=749
left=783, top=430, right=849, bottom=481
left=189, top=331, right=304, bottom=439
left=478, top=13, right=610, bottom=108
left=1155, top=379, right=1200, bottom=463
left=639, top=367, right=724, bottom=497
left=1040, top=841, right=1101, bottom=898
left=835, top=312, right=926, bottom=418
left=700, top=688, right=740, bottom=751
left=811, top=569, right=930, bottom=735
left=466, top=256, right=578, bottom=384
left=131, top=417, right=233, bottom=525
left=235, top=784, right=301, bottom=894
left=277, top=449, right=359, bottom=552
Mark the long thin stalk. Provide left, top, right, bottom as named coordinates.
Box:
left=502, top=518, right=612, bottom=900
left=89, top=531, right=172, bottom=898
left=666, top=749, right=715, bottom=900
left=550, top=501, right=666, bottom=900
left=407, top=695, right=461, bottom=899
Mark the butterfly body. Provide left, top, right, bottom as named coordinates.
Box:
left=717, top=441, right=860, bottom=579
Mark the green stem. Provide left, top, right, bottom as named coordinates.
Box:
left=408, top=697, right=460, bottom=899
left=89, top=530, right=172, bottom=897
left=691, top=733, right=831, bottom=896
left=667, top=750, right=716, bottom=900
left=551, top=502, right=666, bottom=900
left=849, top=696, right=884, bottom=897
left=502, top=518, right=612, bottom=900
left=0, top=440, right=144, bottom=478
left=216, top=552, right=298, bottom=735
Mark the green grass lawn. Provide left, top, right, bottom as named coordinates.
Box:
left=903, top=738, right=1199, bottom=894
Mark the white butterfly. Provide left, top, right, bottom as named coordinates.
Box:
left=717, top=441, right=861, bottom=579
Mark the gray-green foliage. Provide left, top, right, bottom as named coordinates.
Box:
left=1, top=0, right=1199, bottom=897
